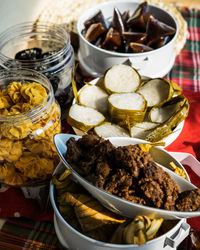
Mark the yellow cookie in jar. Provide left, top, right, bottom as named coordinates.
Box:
left=0, top=139, right=23, bottom=162
left=9, top=103, right=23, bottom=114
left=24, top=138, right=58, bottom=158
left=7, top=81, right=23, bottom=104
left=0, top=69, right=61, bottom=186
left=15, top=152, right=55, bottom=179
left=0, top=162, right=27, bottom=186
left=0, top=89, right=12, bottom=109
left=1, top=122, right=32, bottom=140
left=20, top=82, right=48, bottom=106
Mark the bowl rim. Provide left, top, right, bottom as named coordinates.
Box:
left=77, top=0, right=178, bottom=57
left=50, top=162, right=185, bottom=248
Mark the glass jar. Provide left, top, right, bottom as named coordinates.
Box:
left=0, top=68, right=61, bottom=186
left=0, top=22, right=75, bottom=110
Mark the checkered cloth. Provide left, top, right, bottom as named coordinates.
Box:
left=0, top=6, right=200, bottom=250
left=0, top=218, right=59, bottom=249
left=167, top=7, right=200, bottom=91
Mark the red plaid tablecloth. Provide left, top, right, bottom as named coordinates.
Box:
left=167, top=7, right=200, bottom=91
left=0, top=6, right=200, bottom=250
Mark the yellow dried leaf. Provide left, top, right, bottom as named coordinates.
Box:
left=71, top=64, right=79, bottom=104
left=65, top=192, right=125, bottom=232
left=169, top=162, right=187, bottom=179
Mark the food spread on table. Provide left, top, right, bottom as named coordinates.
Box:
left=82, top=2, right=176, bottom=53
left=0, top=0, right=200, bottom=248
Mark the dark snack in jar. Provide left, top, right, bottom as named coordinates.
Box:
left=146, top=15, right=177, bottom=48
left=82, top=1, right=176, bottom=53
left=70, top=31, right=80, bottom=53
left=84, top=10, right=109, bottom=30
left=15, top=48, right=43, bottom=60
left=113, top=8, right=125, bottom=35
left=14, top=48, right=73, bottom=110
left=14, top=48, right=60, bottom=93
left=101, top=28, right=121, bottom=51
left=129, top=42, right=153, bottom=53
left=65, top=134, right=200, bottom=212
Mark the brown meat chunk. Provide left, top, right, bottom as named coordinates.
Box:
left=93, top=162, right=111, bottom=189
left=66, top=135, right=114, bottom=176
left=176, top=189, right=200, bottom=211
left=139, top=179, right=164, bottom=208
left=141, top=161, right=180, bottom=209
left=77, top=134, right=101, bottom=148
left=104, top=169, right=132, bottom=194
left=113, top=145, right=153, bottom=178
left=93, top=139, right=115, bottom=160
left=66, top=137, right=82, bottom=163
left=96, top=162, right=111, bottom=178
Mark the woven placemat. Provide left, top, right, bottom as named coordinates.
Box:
left=36, top=0, right=188, bottom=55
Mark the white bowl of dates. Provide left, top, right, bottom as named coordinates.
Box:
left=50, top=162, right=190, bottom=250
left=77, top=1, right=178, bottom=78
left=54, top=133, right=200, bottom=220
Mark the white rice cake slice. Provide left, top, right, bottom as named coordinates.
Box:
left=108, top=92, right=145, bottom=110
left=68, top=104, right=105, bottom=132
left=137, top=78, right=172, bottom=107
left=94, top=123, right=130, bottom=138
left=131, top=122, right=158, bottom=139
left=149, top=103, right=180, bottom=123
left=104, top=64, right=140, bottom=94
left=78, top=85, right=108, bottom=114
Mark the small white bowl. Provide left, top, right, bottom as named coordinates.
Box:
left=77, top=1, right=178, bottom=78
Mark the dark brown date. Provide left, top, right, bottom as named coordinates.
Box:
left=85, top=23, right=106, bottom=43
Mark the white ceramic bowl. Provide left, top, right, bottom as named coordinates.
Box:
left=77, top=1, right=178, bottom=78
left=50, top=163, right=190, bottom=250
left=53, top=134, right=200, bottom=220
